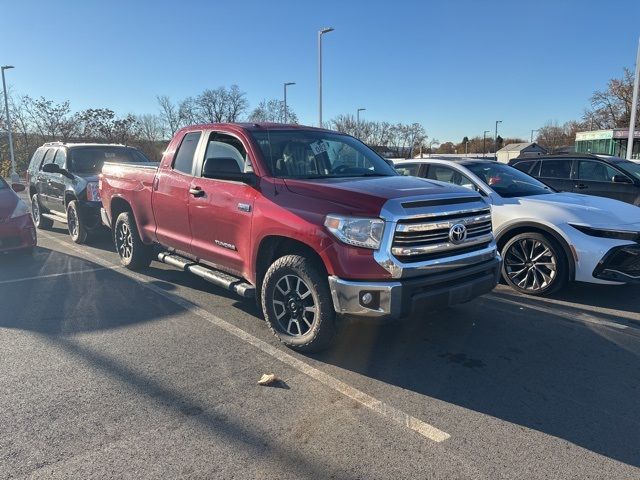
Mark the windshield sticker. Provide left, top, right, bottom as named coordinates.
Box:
left=310, top=140, right=328, bottom=156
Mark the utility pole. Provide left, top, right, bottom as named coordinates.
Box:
left=483, top=130, right=490, bottom=156
left=1, top=65, right=17, bottom=183
left=530, top=129, right=539, bottom=143
left=356, top=108, right=365, bottom=138
left=627, top=37, right=640, bottom=160
left=318, top=27, right=334, bottom=127
left=494, top=120, right=502, bottom=156
left=283, top=82, right=295, bottom=124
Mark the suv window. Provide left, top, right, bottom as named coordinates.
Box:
left=395, top=163, right=420, bottom=176
left=203, top=133, right=252, bottom=174
left=540, top=159, right=571, bottom=179
left=53, top=149, right=66, bottom=168
left=29, top=148, right=47, bottom=172
left=173, top=132, right=202, bottom=174
left=576, top=160, right=623, bottom=182
left=512, top=160, right=535, bottom=173
left=427, top=165, right=478, bottom=191
left=41, top=148, right=56, bottom=168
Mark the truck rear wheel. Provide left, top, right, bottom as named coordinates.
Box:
left=114, top=211, right=153, bottom=270
left=261, top=254, right=336, bottom=352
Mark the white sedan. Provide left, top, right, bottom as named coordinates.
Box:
left=393, top=158, right=640, bottom=295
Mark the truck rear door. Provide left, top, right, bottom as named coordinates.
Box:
left=152, top=130, right=202, bottom=253
left=188, top=131, right=257, bottom=277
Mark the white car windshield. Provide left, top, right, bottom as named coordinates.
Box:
left=465, top=162, right=553, bottom=198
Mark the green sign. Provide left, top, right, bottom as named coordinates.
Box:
left=575, top=130, right=614, bottom=141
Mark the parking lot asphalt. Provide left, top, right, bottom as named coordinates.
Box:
left=1, top=223, right=639, bottom=479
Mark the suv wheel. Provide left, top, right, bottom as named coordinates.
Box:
left=67, top=200, right=89, bottom=244
left=31, top=195, right=53, bottom=229
left=114, top=211, right=153, bottom=270
left=261, top=254, right=336, bottom=352
left=501, top=232, right=568, bottom=296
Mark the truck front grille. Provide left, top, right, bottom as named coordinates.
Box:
left=392, top=207, right=493, bottom=263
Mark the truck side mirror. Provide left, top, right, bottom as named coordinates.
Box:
left=11, top=183, right=25, bottom=193
left=202, top=157, right=257, bottom=186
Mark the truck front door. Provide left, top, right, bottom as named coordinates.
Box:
left=188, top=131, right=257, bottom=278
left=152, top=131, right=202, bottom=253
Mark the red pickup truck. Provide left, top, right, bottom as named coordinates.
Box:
left=99, top=123, right=501, bottom=351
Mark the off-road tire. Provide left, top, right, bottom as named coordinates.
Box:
left=113, top=211, right=154, bottom=270
left=261, top=254, right=336, bottom=352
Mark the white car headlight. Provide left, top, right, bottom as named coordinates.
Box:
left=324, top=214, right=385, bottom=249
left=10, top=199, right=30, bottom=219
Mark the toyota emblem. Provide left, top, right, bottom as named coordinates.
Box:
left=449, top=223, right=467, bottom=244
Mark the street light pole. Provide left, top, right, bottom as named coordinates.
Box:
left=356, top=107, right=366, bottom=137
left=530, top=129, right=539, bottom=143
left=627, top=37, right=640, bottom=160
left=483, top=130, right=490, bottom=156
left=494, top=120, right=502, bottom=156
left=283, top=82, right=295, bottom=124
left=318, top=27, right=334, bottom=128
left=1, top=65, right=17, bottom=183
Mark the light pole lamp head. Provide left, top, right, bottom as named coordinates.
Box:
left=285, top=82, right=296, bottom=87
left=1, top=65, right=15, bottom=71
left=320, top=27, right=334, bottom=35
left=357, top=108, right=366, bottom=113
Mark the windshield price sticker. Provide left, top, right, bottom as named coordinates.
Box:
left=310, top=140, right=328, bottom=156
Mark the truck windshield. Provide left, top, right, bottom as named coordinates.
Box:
left=250, top=130, right=397, bottom=179
left=68, top=147, right=151, bottom=174
left=465, top=162, right=553, bottom=198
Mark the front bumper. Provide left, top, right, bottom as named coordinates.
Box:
left=593, top=244, right=640, bottom=283
left=0, top=214, right=37, bottom=252
left=328, top=257, right=501, bottom=320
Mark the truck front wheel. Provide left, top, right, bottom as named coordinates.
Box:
left=261, top=255, right=336, bottom=352
left=114, top=211, right=154, bottom=270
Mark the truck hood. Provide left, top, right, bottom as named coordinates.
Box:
left=283, top=176, right=464, bottom=212
left=504, top=192, right=640, bottom=230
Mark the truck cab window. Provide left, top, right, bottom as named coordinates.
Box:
left=41, top=148, right=56, bottom=168
left=204, top=133, right=252, bottom=174
left=173, top=131, right=202, bottom=174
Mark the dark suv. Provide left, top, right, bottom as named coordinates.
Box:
left=26, top=142, right=153, bottom=243
left=509, top=154, right=640, bottom=206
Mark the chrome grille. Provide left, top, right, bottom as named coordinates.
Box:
left=392, top=208, right=493, bottom=262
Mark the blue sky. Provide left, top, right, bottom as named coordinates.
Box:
left=4, top=0, right=640, bottom=142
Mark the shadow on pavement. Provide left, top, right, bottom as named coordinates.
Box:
left=313, top=288, right=640, bottom=467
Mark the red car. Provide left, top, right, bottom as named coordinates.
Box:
left=0, top=178, right=37, bottom=254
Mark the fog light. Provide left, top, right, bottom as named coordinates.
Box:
left=361, top=292, right=373, bottom=305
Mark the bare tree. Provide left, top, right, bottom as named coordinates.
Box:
left=136, top=114, right=164, bottom=142
left=157, top=95, right=181, bottom=136
left=584, top=68, right=638, bottom=129
left=249, top=99, right=298, bottom=123
left=225, top=84, right=248, bottom=122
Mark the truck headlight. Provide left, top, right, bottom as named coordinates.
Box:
left=86, top=182, right=102, bottom=202
left=10, top=199, right=30, bottom=219
left=324, top=215, right=385, bottom=249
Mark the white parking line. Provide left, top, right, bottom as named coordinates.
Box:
left=40, top=232, right=451, bottom=443
left=0, top=265, right=124, bottom=286
left=485, top=294, right=629, bottom=330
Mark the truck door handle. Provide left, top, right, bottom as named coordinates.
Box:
left=189, top=187, right=205, bottom=197
left=574, top=183, right=588, bottom=189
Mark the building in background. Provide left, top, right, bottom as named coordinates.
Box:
left=496, top=142, right=547, bottom=163
left=575, top=128, right=640, bottom=159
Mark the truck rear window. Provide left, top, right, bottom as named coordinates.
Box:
left=68, top=147, right=151, bottom=174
